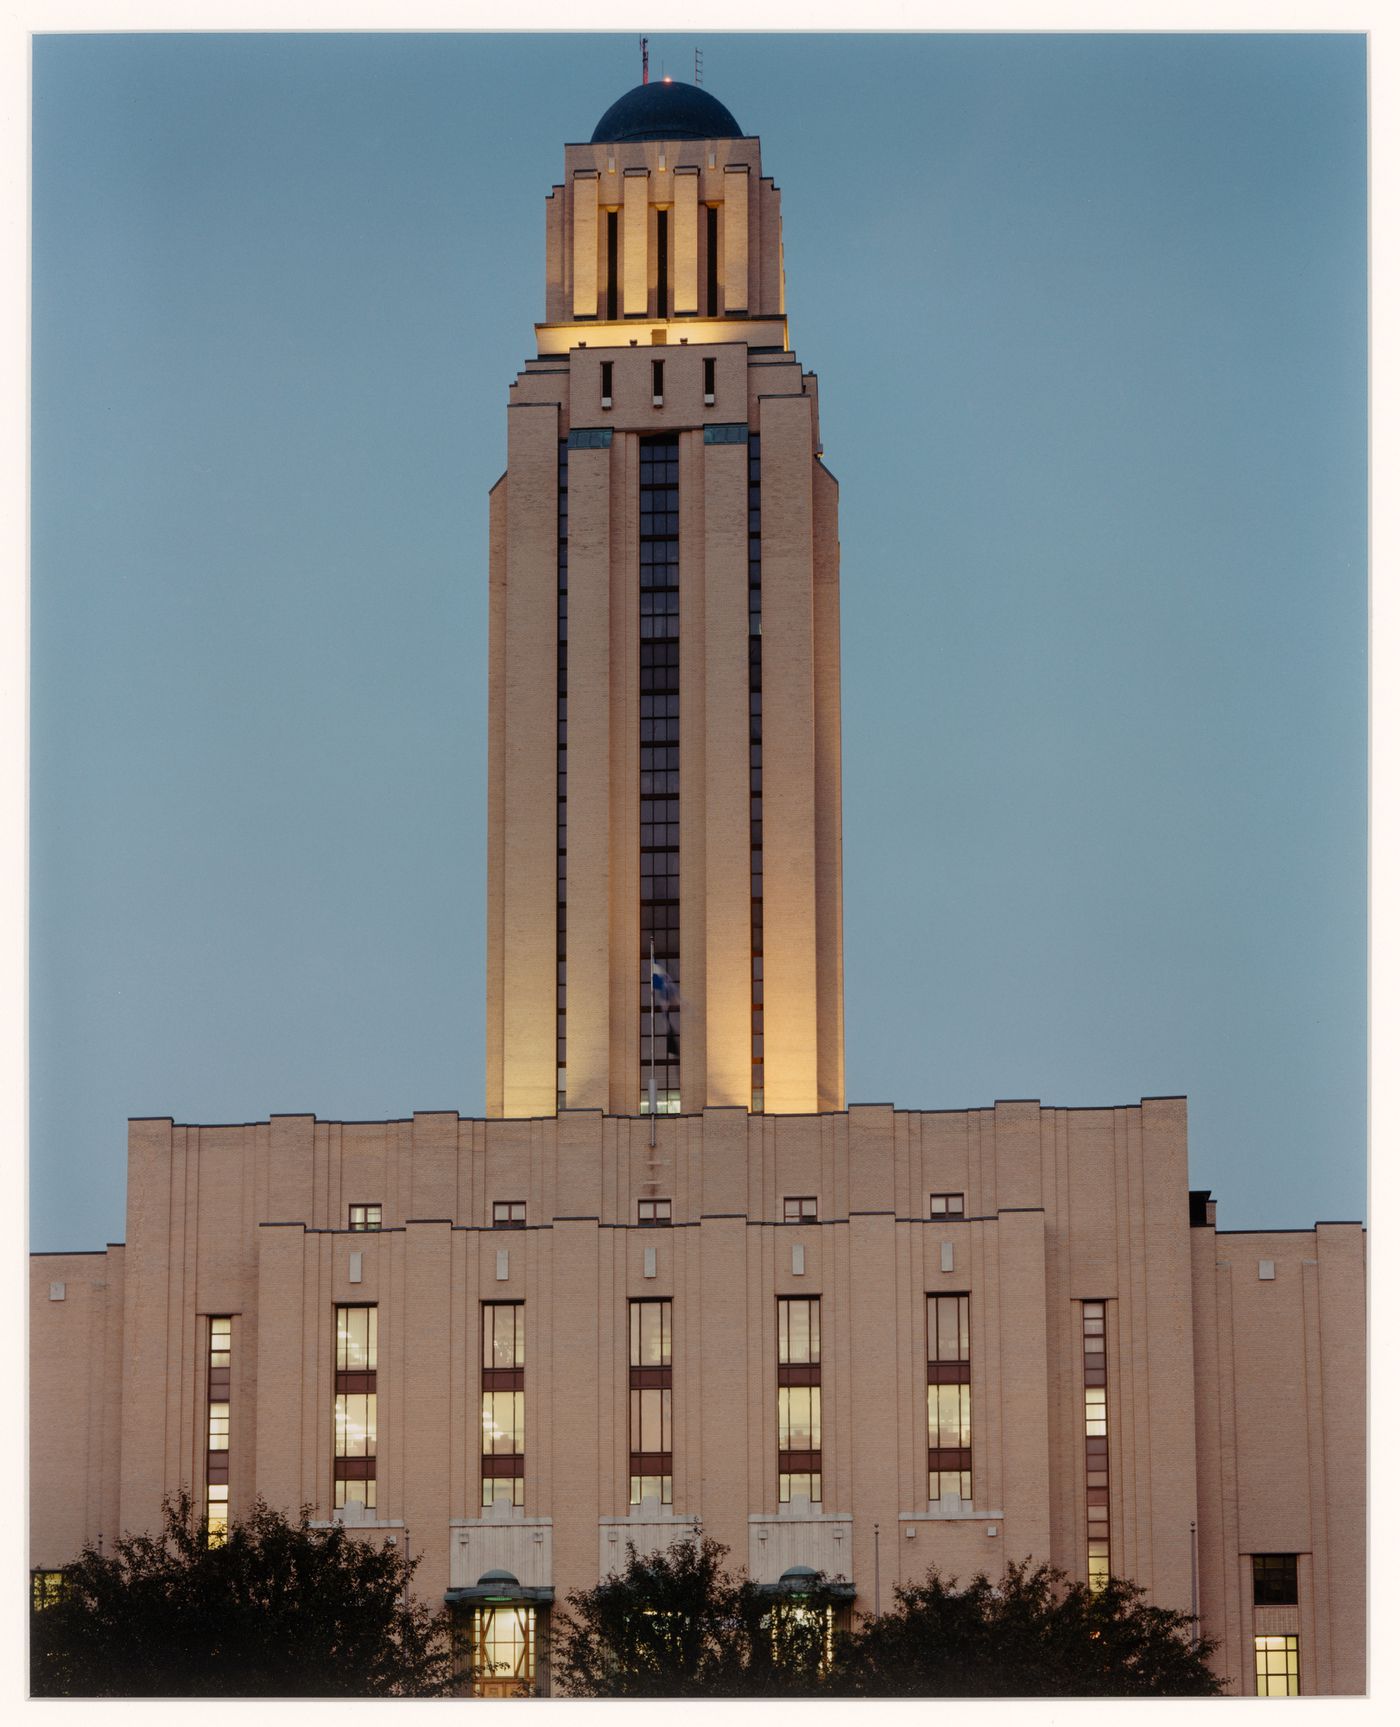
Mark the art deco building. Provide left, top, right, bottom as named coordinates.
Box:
left=30, top=79, right=1365, bottom=1699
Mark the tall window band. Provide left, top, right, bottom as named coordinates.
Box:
left=556, top=435, right=568, bottom=1108
left=639, top=433, right=681, bottom=1111
left=1082, top=1300, right=1110, bottom=1587
left=748, top=431, right=764, bottom=1109
left=629, top=1299, right=673, bottom=1504
left=206, top=1316, right=231, bottom=1540
left=334, top=1304, right=377, bottom=1512
left=777, top=1296, right=821, bottom=1504
left=927, top=1294, right=971, bottom=1503
left=482, top=1302, right=525, bottom=1507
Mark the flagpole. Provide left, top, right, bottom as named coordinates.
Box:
left=648, top=938, right=657, bottom=1147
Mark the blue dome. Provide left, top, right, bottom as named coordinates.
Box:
left=591, top=82, right=743, bottom=144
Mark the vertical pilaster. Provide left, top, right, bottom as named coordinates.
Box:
left=566, top=441, right=613, bottom=1109
left=623, top=169, right=649, bottom=317
left=758, top=392, right=817, bottom=1112
left=571, top=172, right=598, bottom=319
left=673, top=167, right=699, bottom=314
left=502, top=404, right=562, bottom=1116
left=723, top=165, right=749, bottom=312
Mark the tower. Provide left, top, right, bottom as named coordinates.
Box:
left=486, top=80, right=844, bottom=1120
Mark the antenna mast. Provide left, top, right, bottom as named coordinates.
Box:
left=640, top=35, right=649, bottom=85
left=694, top=48, right=703, bottom=86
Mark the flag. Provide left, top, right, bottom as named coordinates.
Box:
left=650, top=958, right=680, bottom=1007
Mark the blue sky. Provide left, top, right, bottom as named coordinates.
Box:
left=29, top=31, right=1366, bottom=1250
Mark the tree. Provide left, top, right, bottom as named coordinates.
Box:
left=31, top=1493, right=455, bottom=1698
left=826, top=1559, right=1224, bottom=1697
left=551, top=1534, right=839, bottom=1698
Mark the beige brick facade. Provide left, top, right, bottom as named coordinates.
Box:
left=29, top=80, right=1364, bottom=1699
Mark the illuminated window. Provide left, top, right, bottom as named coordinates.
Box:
left=493, top=1200, right=526, bottom=1229
left=1255, top=1635, right=1300, bottom=1697
left=482, top=1303, right=525, bottom=1508
left=471, top=1604, right=536, bottom=1697
left=927, top=1293, right=971, bottom=1503
left=334, top=1304, right=378, bottom=1513
left=638, top=1197, right=671, bottom=1226
left=206, top=1315, right=232, bottom=1541
left=31, top=1571, right=66, bottom=1611
left=929, top=1193, right=964, bottom=1217
left=783, top=1197, right=818, bottom=1224
left=348, top=1203, right=381, bottom=1231
left=1253, top=1554, right=1299, bottom=1606
left=630, top=1299, right=673, bottom=1504
left=777, top=1297, right=821, bottom=1504
left=1082, top=1300, right=1109, bottom=1589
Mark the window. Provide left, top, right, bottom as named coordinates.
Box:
left=927, top=1293, right=971, bottom=1503
left=929, top=1193, right=964, bottom=1217
left=656, top=208, right=669, bottom=316
left=777, top=1297, right=821, bottom=1504
left=348, top=1203, right=381, bottom=1231
left=706, top=205, right=718, bottom=316
left=482, top=1303, right=524, bottom=1507
left=1255, top=1635, right=1300, bottom=1697
left=638, top=1197, right=671, bottom=1226
left=471, top=1604, right=537, bottom=1698
left=630, top=1299, right=673, bottom=1504
left=206, top=1315, right=232, bottom=1541
left=606, top=210, right=618, bottom=320
left=1082, top=1300, right=1109, bottom=1589
left=703, top=355, right=716, bottom=403
left=600, top=359, right=613, bottom=407
left=31, top=1570, right=65, bottom=1611
left=1253, top=1554, right=1299, bottom=1607
left=652, top=358, right=664, bottom=404
left=783, top=1196, right=818, bottom=1224
left=638, top=434, right=681, bottom=1113
left=493, top=1201, right=526, bottom=1229
left=334, top=1305, right=378, bottom=1513
left=748, top=433, right=763, bottom=1110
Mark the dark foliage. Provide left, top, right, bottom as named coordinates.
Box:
left=826, top=1559, right=1224, bottom=1697
left=30, top=1493, right=454, bottom=1698
left=551, top=1534, right=839, bottom=1697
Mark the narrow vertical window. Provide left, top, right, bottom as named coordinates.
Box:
left=652, top=358, right=665, bottom=404
left=777, top=1297, right=821, bottom=1504
left=703, top=355, right=716, bottom=403
left=656, top=208, right=669, bottom=316
left=482, top=1303, right=525, bottom=1507
left=629, top=1299, right=673, bottom=1504
left=600, top=360, right=613, bottom=407
left=748, top=433, right=763, bottom=1109
left=1255, top=1635, right=1301, bottom=1697
left=556, top=437, right=568, bottom=1108
left=334, top=1304, right=378, bottom=1513
left=206, top=1316, right=232, bottom=1541
left=639, top=434, right=681, bottom=1113
left=606, top=210, right=619, bottom=320
left=705, top=205, right=718, bottom=316
left=1082, top=1300, right=1109, bottom=1588
left=926, top=1294, right=971, bottom=1504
